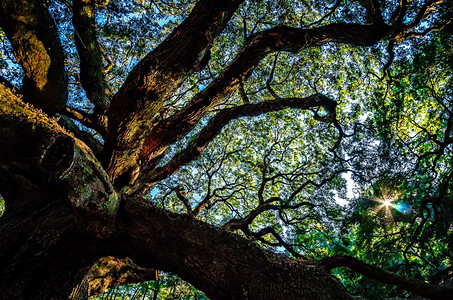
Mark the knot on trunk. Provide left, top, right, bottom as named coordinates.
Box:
left=41, top=136, right=75, bottom=178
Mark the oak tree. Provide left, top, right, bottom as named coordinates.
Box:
left=0, top=0, right=451, bottom=299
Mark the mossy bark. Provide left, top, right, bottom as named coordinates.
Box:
left=0, top=0, right=68, bottom=114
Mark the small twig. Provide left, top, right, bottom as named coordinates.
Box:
left=307, top=0, right=342, bottom=28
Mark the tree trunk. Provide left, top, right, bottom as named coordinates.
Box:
left=0, top=84, right=113, bottom=298
left=0, top=183, right=102, bottom=298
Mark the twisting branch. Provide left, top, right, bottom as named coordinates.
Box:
left=131, top=94, right=337, bottom=194
left=288, top=170, right=344, bottom=202
left=404, top=18, right=451, bottom=39
left=174, top=185, right=193, bottom=214
left=257, top=145, right=277, bottom=205
left=319, top=255, right=453, bottom=299
left=220, top=193, right=311, bottom=258
left=307, top=0, right=342, bottom=27
left=190, top=148, right=243, bottom=216
left=223, top=199, right=315, bottom=231
left=100, top=43, right=114, bottom=74
left=391, top=0, right=446, bottom=42
left=383, top=39, right=395, bottom=78
left=247, top=226, right=304, bottom=259
left=405, top=0, right=444, bottom=32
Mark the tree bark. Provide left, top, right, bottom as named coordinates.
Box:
left=109, top=198, right=355, bottom=300
left=319, top=255, right=453, bottom=299
left=0, top=183, right=102, bottom=299
left=0, top=0, right=68, bottom=114
left=0, top=84, right=119, bottom=238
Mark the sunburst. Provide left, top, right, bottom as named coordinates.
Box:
left=370, top=185, right=411, bottom=224
left=372, top=195, right=396, bottom=223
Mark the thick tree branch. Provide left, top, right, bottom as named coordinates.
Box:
left=0, top=1, right=449, bottom=299
left=1, top=85, right=448, bottom=299
left=102, top=0, right=245, bottom=185
left=111, top=196, right=354, bottom=299
left=131, top=94, right=337, bottom=194
left=319, top=255, right=453, bottom=299
left=111, top=197, right=452, bottom=299
left=0, top=0, right=68, bottom=114
left=0, top=188, right=103, bottom=299
left=73, top=0, right=109, bottom=112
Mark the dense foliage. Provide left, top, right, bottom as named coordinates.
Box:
left=0, top=0, right=451, bottom=299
